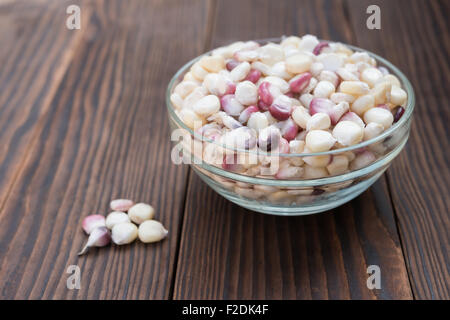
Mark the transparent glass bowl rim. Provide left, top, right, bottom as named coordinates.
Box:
left=166, top=38, right=415, bottom=186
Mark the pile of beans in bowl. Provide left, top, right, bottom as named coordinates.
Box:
left=170, top=34, right=408, bottom=181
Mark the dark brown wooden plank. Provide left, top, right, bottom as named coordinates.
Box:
left=0, top=0, right=87, bottom=207
left=175, top=174, right=412, bottom=299
left=173, top=0, right=412, bottom=299
left=0, top=0, right=211, bottom=299
left=345, top=0, right=449, bottom=299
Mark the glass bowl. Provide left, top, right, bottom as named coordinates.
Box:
left=166, top=38, right=415, bottom=216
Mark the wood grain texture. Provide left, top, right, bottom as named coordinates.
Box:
left=173, top=0, right=413, bottom=300
left=0, top=0, right=447, bottom=300
left=345, top=0, right=450, bottom=299
left=0, top=0, right=211, bottom=299
left=174, top=174, right=412, bottom=299
left=0, top=0, right=86, bottom=208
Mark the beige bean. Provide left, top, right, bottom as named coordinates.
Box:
left=305, top=130, right=336, bottom=152
left=332, top=121, right=363, bottom=146
left=193, top=95, right=221, bottom=117
left=128, top=203, right=155, bottom=225
left=106, top=212, right=131, bottom=230
left=112, top=223, right=138, bottom=245
left=326, top=155, right=349, bottom=175
left=361, top=67, right=383, bottom=87
left=351, top=94, right=375, bottom=116
left=286, top=53, right=313, bottom=74
left=191, top=62, right=209, bottom=81
left=174, top=81, right=198, bottom=98
left=292, top=105, right=311, bottom=129
left=313, top=80, right=335, bottom=98
left=363, top=107, right=394, bottom=129
left=138, top=220, right=168, bottom=243
left=258, top=43, right=285, bottom=66
left=230, top=61, right=251, bottom=82
left=304, top=165, right=328, bottom=179
left=370, top=82, right=392, bottom=105
left=339, top=81, right=370, bottom=96
left=364, top=122, right=384, bottom=140
left=306, top=112, right=331, bottom=131
left=170, top=93, right=183, bottom=110
left=390, top=85, right=407, bottom=105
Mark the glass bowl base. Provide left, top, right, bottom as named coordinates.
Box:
left=194, top=169, right=386, bottom=216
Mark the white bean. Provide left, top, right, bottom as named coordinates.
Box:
left=183, top=86, right=207, bottom=109
left=332, top=121, right=363, bottom=146
left=350, top=151, right=376, bottom=170
left=128, top=203, right=155, bottom=225
left=305, top=130, right=336, bottom=152
left=270, top=61, right=293, bottom=80
left=247, top=112, right=269, bottom=132
left=285, top=53, right=313, bottom=74
left=330, top=92, right=355, bottom=104
left=309, top=62, right=324, bottom=77
left=351, top=94, right=375, bottom=116
left=364, top=122, right=384, bottom=140
left=235, top=81, right=258, bottom=105
left=313, top=80, right=335, bottom=98
left=318, top=70, right=339, bottom=87
left=361, top=67, right=383, bottom=87
left=281, top=36, right=301, bottom=48
left=299, top=93, right=314, bottom=108
left=138, top=220, right=168, bottom=243
left=336, top=68, right=359, bottom=81
left=292, top=105, right=311, bottom=129
left=258, top=43, right=285, bottom=65
left=380, top=74, right=401, bottom=87
left=111, top=223, right=138, bottom=245
left=317, top=53, right=344, bottom=71
left=363, top=107, right=394, bottom=129
left=251, top=61, right=272, bottom=76
left=230, top=61, right=251, bottom=82
left=275, top=166, right=304, bottom=179
left=390, top=85, right=407, bottom=105
left=263, top=76, right=290, bottom=93
left=170, top=93, right=183, bottom=110
left=303, top=153, right=331, bottom=167
left=326, top=155, right=349, bottom=175
left=199, top=55, right=225, bottom=72
left=306, top=112, right=331, bottom=131
left=106, top=212, right=131, bottom=230
left=174, top=81, right=198, bottom=98
left=191, top=62, right=209, bottom=81
left=298, top=34, right=319, bottom=52
left=193, top=95, right=221, bottom=117
left=304, top=165, right=328, bottom=179
left=370, top=82, right=392, bottom=105
left=203, top=73, right=227, bottom=96
left=339, top=81, right=370, bottom=96
left=179, top=109, right=203, bottom=129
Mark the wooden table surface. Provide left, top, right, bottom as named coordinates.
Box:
left=0, top=0, right=448, bottom=300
